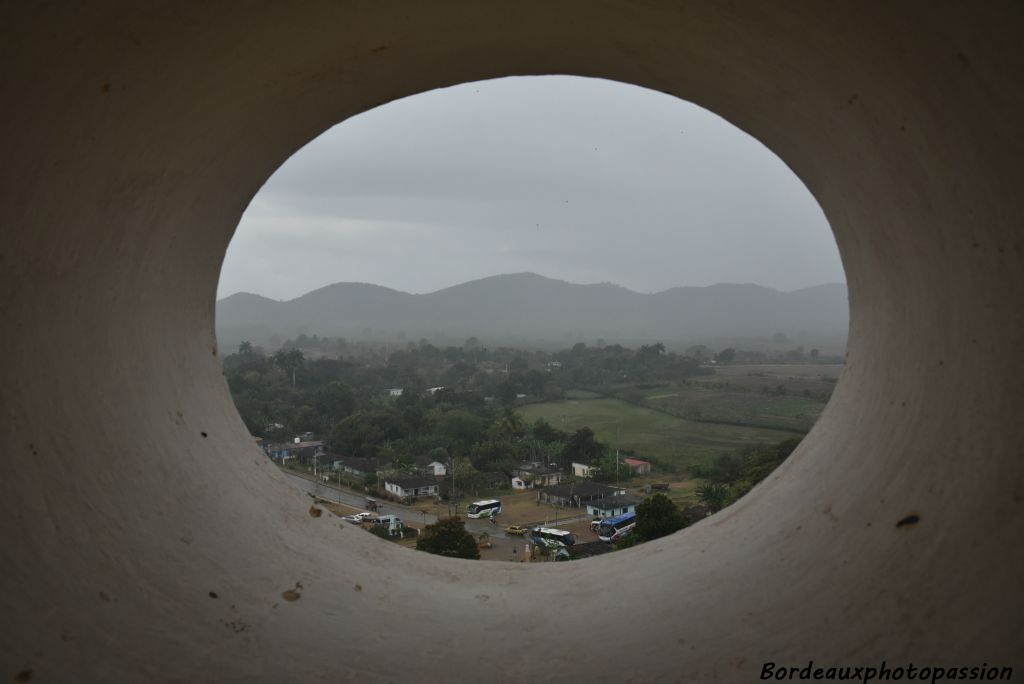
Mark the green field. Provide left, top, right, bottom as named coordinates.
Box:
left=602, top=364, right=842, bottom=432
left=518, top=396, right=801, bottom=469
left=519, top=365, right=843, bottom=470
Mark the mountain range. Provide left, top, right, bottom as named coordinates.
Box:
left=216, top=273, right=848, bottom=350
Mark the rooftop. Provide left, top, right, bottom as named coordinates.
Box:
left=386, top=475, right=438, bottom=490
left=588, top=494, right=643, bottom=511
left=541, top=481, right=626, bottom=500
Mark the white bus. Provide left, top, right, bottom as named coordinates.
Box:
left=597, top=512, right=636, bottom=543
left=466, top=499, right=502, bottom=518
left=530, top=527, right=577, bottom=548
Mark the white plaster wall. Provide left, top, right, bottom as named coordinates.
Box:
left=0, top=2, right=1021, bottom=682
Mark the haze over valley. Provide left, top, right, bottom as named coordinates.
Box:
left=216, top=272, right=847, bottom=352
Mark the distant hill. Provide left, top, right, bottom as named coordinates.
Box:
left=216, top=273, right=848, bottom=350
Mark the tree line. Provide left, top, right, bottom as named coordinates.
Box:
left=223, top=337, right=709, bottom=488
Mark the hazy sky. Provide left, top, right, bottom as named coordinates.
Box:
left=218, top=76, right=843, bottom=301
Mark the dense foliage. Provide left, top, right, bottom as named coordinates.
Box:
left=224, top=336, right=812, bottom=503
left=415, top=517, right=480, bottom=560
left=633, top=493, right=686, bottom=541
left=222, top=338, right=707, bottom=483
left=691, top=438, right=801, bottom=508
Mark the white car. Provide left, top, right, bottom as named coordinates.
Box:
left=354, top=511, right=376, bottom=521
left=342, top=515, right=365, bottom=524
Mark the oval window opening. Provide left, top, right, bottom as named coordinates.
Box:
left=216, top=75, right=847, bottom=561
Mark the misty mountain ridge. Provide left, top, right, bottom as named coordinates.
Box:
left=216, top=272, right=847, bottom=350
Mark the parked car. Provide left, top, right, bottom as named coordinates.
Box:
left=505, top=525, right=528, bottom=536
left=342, top=511, right=377, bottom=524
left=372, top=514, right=403, bottom=527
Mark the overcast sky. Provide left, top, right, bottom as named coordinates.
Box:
left=218, top=76, right=843, bottom=301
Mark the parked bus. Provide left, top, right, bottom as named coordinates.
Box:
left=597, top=511, right=636, bottom=543
left=466, top=499, right=502, bottom=519
left=530, top=527, right=577, bottom=548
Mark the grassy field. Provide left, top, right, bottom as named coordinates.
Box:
left=518, top=396, right=800, bottom=470
left=519, top=364, right=842, bottom=470
left=600, top=363, right=842, bottom=433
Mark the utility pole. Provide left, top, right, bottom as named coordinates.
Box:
left=450, top=454, right=458, bottom=516
left=615, top=421, right=621, bottom=485
left=446, top=454, right=454, bottom=518
left=313, top=452, right=319, bottom=496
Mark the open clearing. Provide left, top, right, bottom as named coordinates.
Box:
left=518, top=395, right=800, bottom=469
left=590, top=363, right=843, bottom=433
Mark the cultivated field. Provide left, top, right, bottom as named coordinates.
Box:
left=518, top=396, right=801, bottom=470
left=520, top=364, right=842, bottom=469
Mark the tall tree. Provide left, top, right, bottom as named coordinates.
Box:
left=560, top=426, right=604, bottom=467
left=530, top=419, right=567, bottom=444
left=695, top=483, right=729, bottom=512
left=272, top=348, right=304, bottom=387
left=313, top=381, right=354, bottom=432
left=634, top=493, right=685, bottom=541
left=492, top=408, right=525, bottom=443
left=415, top=517, right=480, bottom=560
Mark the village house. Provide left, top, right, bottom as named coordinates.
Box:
left=572, top=462, right=596, bottom=478
left=538, top=481, right=626, bottom=508
left=264, top=439, right=325, bottom=465
left=330, top=454, right=381, bottom=478
left=513, top=463, right=563, bottom=489
left=623, top=458, right=652, bottom=475
left=587, top=494, right=643, bottom=518
left=413, top=455, right=447, bottom=477
left=384, top=475, right=439, bottom=501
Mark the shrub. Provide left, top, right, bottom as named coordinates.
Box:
left=415, top=517, right=480, bottom=560
left=369, top=525, right=392, bottom=540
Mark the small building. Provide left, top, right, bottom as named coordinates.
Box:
left=264, top=440, right=325, bottom=465
left=384, top=475, right=439, bottom=501
left=538, top=482, right=626, bottom=508
left=572, top=462, right=596, bottom=478
left=623, top=458, right=652, bottom=475
left=514, top=464, right=563, bottom=488
left=330, top=454, right=381, bottom=477
left=587, top=494, right=642, bottom=518
left=414, top=455, right=447, bottom=477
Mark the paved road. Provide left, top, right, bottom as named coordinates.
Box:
left=281, top=470, right=418, bottom=516
left=280, top=470, right=593, bottom=540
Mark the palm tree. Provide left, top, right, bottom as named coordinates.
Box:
left=272, top=348, right=304, bottom=387
left=493, top=408, right=525, bottom=443
left=695, top=482, right=729, bottom=512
